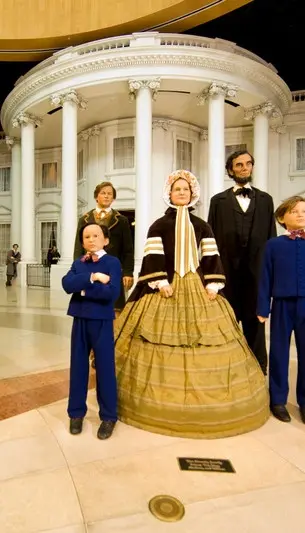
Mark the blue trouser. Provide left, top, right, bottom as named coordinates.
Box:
left=68, top=318, right=117, bottom=420
left=269, top=298, right=305, bottom=407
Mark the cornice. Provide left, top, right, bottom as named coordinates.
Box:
left=1, top=46, right=291, bottom=132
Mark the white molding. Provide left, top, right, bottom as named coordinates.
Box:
left=1, top=32, right=291, bottom=133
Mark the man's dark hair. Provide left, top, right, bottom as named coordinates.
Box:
left=78, top=223, right=109, bottom=244
left=274, top=195, right=305, bottom=228
left=225, top=150, right=255, bottom=176
left=94, top=181, right=117, bottom=200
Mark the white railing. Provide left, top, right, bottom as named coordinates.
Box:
left=15, top=32, right=276, bottom=85
left=292, top=90, right=305, bottom=102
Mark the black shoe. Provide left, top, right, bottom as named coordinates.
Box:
left=271, top=405, right=291, bottom=423
left=69, top=417, right=83, bottom=435
left=97, top=420, right=116, bottom=440
left=299, top=406, right=305, bottom=424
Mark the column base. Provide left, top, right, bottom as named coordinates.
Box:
left=17, top=261, right=38, bottom=287
left=50, top=262, right=71, bottom=291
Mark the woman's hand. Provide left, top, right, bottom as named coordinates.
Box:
left=123, top=276, right=133, bottom=290
left=257, top=315, right=268, bottom=323
left=205, top=288, right=217, bottom=301
left=160, top=285, right=173, bottom=298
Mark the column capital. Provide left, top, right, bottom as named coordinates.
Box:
left=152, top=119, right=171, bottom=131
left=244, top=101, right=281, bottom=121
left=128, top=78, right=161, bottom=102
left=199, top=129, right=208, bottom=141
left=5, top=136, right=21, bottom=150
left=12, top=112, right=42, bottom=128
left=50, top=89, right=87, bottom=110
left=270, top=123, right=287, bottom=134
left=79, top=125, right=102, bottom=141
left=197, top=82, right=238, bottom=105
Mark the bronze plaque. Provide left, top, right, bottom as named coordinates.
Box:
left=178, top=457, right=235, bottom=473
left=148, top=495, right=185, bottom=522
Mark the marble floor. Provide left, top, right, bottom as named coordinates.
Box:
left=0, top=285, right=304, bottom=533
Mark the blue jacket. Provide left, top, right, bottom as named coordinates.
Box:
left=62, top=254, right=122, bottom=320
left=257, top=235, right=305, bottom=317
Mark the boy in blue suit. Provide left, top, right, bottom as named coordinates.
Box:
left=62, top=223, right=122, bottom=439
left=257, top=196, right=305, bottom=423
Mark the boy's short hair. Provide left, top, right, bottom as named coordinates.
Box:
left=274, top=195, right=305, bottom=228
left=94, top=181, right=116, bottom=200
left=78, top=223, right=109, bottom=244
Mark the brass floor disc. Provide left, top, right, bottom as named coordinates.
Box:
left=148, top=495, right=185, bottom=522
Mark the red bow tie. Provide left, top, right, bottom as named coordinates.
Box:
left=288, top=229, right=305, bottom=240
left=81, top=252, right=100, bottom=262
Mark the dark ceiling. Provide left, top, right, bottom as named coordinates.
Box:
left=0, top=0, right=304, bottom=130
left=188, top=0, right=305, bottom=91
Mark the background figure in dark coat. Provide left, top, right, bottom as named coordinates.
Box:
left=74, top=181, right=134, bottom=311
left=6, top=244, right=21, bottom=286
left=208, top=150, right=276, bottom=374
left=47, top=246, right=60, bottom=270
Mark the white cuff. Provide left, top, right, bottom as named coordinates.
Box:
left=148, top=279, right=169, bottom=290
left=206, top=282, right=225, bottom=294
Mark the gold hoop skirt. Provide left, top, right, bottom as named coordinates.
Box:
left=115, top=272, right=269, bottom=439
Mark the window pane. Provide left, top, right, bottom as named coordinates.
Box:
left=41, top=222, right=58, bottom=264
left=0, top=167, right=11, bottom=192
left=113, top=137, right=135, bottom=169
left=176, top=140, right=192, bottom=171
left=225, top=144, right=247, bottom=162
left=296, top=138, right=305, bottom=171
left=0, top=224, right=11, bottom=264
left=78, top=150, right=84, bottom=181
left=42, top=163, right=58, bottom=188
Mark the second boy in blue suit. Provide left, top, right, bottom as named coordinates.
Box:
left=257, top=196, right=305, bottom=423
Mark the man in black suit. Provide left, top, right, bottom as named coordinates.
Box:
left=208, top=150, right=276, bottom=374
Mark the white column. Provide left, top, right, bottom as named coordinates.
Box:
left=253, top=113, right=269, bottom=191
left=49, top=90, right=87, bottom=290
left=269, top=124, right=286, bottom=208
left=129, top=79, right=160, bottom=271
left=51, top=90, right=87, bottom=265
left=83, top=126, right=102, bottom=210
left=245, top=102, right=280, bottom=192
left=198, top=129, right=208, bottom=219
left=6, top=137, right=21, bottom=246
left=198, top=83, right=238, bottom=198
left=61, top=99, right=78, bottom=262
left=12, top=113, right=41, bottom=264
left=151, top=119, right=171, bottom=222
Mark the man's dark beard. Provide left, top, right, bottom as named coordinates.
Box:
left=231, top=173, right=252, bottom=186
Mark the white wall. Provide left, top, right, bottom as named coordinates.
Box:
left=2, top=107, right=305, bottom=264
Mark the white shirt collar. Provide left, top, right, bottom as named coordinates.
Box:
left=94, top=249, right=107, bottom=259
left=95, top=206, right=112, bottom=214
left=233, top=184, right=252, bottom=192
left=284, top=228, right=305, bottom=235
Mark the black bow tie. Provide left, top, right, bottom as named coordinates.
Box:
left=234, top=188, right=253, bottom=198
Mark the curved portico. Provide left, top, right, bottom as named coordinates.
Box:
left=0, top=32, right=291, bottom=287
